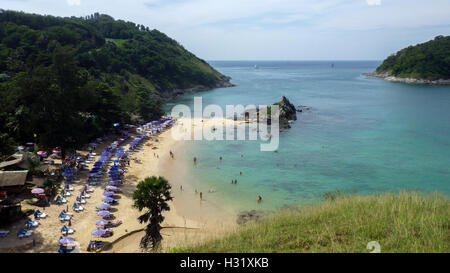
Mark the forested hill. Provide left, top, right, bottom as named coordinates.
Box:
left=0, top=10, right=232, bottom=158
left=375, top=35, right=450, bottom=81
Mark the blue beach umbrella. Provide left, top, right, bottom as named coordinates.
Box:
left=59, top=237, right=75, bottom=245
left=105, top=185, right=118, bottom=191
left=97, top=210, right=110, bottom=217
left=96, top=204, right=110, bottom=210
left=91, top=228, right=106, bottom=236
left=103, top=191, right=114, bottom=197
left=102, top=197, right=114, bottom=203
left=95, top=220, right=109, bottom=226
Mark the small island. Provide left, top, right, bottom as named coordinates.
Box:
left=365, top=35, right=450, bottom=85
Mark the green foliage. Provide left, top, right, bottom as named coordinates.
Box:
left=26, top=157, right=43, bottom=177
left=174, top=192, right=449, bottom=253
left=43, top=176, right=61, bottom=198
left=0, top=133, right=15, bottom=160
left=377, top=36, right=450, bottom=80
left=133, top=176, right=173, bottom=249
left=0, top=10, right=226, bottom=158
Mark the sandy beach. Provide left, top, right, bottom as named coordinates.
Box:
left=0, top=117, right=237, bottom=253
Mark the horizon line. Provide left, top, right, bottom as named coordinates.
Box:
left=206, top=59, right=382, bottom=62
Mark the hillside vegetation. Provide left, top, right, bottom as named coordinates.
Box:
left=376, top=36, right=450, bottom=80
left=174, top=192, right=449, bottom=253
left=0, top=10, right=230, bottom=158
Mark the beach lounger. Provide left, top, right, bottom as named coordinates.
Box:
left=17, top=229, right=33, bottom=238
left=73, top=203, right=84, bottom=212
left=34, top=210, right=47, bottom=219
left=0, top=230, right=10, bottom=238
left=56, top=196, right=67, bottom=204
left=61, top=226, right=75, bottom=235
left=81, top=192, right=91, bottom=198
left=26, top=218, right=39, bottom=227
left=61, top=190, right=71, bottom=197
left=59, top=213, right=72, bottom=221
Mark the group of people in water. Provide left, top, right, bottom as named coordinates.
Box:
left=170, top=153, right=262, bottom=203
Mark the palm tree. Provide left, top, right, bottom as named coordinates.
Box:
left=132, top=176, right=173, bottom=249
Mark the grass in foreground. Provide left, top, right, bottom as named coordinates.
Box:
left=174, top=192, right=449, bottom=253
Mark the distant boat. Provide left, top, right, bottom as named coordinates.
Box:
left=254, top=65, right=259, bottom=69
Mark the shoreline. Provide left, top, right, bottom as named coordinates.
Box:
left=364, top=71, right=450, bottom=85
left=107, top=118, right=238, bottom=252
left=0, top=117, right=237, bottom=253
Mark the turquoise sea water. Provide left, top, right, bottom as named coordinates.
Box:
left=164, top=61, right=450, bottom=212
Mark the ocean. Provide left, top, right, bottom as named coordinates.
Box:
left=164, top=61, right=450, bottom=213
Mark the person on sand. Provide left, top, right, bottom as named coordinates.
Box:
left=200, top=192, right=203, bottom=200
left=180, top=185, right=183, bottom=191
left=193, top=157, right=197, bottom=165
left=257, top=195, right=262, bottom=203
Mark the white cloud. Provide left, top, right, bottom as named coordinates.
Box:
left=1, top=0, right=450, bottom=59
left=366, top=0, right=381, bottom=5
left=67, top=0, right=81, bottom=6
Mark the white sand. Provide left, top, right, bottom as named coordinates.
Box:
left=0, top=117, right=237, bottom=253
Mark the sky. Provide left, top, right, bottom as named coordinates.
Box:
left=2, top=0, right=450, bottom=60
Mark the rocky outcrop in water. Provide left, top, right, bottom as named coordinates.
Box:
left=277, top=96, right=297, bottom=129
left=242, top=96, right=306, bottom=129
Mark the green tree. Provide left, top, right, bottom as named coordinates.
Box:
left=137, top=87, right=164, bottom=121
left=43, top=176, right=61, bottom=198
left=132, top=176, right=173, bottom=249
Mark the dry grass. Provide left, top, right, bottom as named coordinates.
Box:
left=173, top=191, right=450, bottom=253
